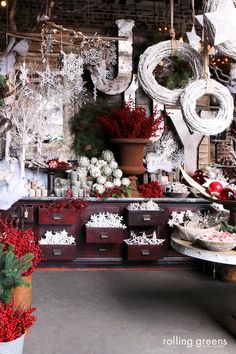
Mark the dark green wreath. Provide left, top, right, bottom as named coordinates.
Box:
left=70, top=100, right=117, bottom=158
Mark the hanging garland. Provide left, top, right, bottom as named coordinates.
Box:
left=180, top=79, right=234, bottom=135
left=205, top=0, right=236, bottom=59
left=138, top=40, right=204, bottom=105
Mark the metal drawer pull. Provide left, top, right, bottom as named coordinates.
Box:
left=142, top=214, right=151, bottom=221
left=53, top=249, right=62, bottom=256
left=98, top=248, right=107, bottom=252
left=100, top=233, right=109, bottom=239
left=141, top=250, right=150, bottom=256
left=52, top=214, right=63, bottom=220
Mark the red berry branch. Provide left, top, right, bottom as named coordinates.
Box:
left=98, top=100, right=165, bottom=139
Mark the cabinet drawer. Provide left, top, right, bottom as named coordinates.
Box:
left=3, top=205, right=34, bottom=223
left=125, top=209, right=165, bottom=226
left=40, top=245, right=77, bottom=260
left=79, top=244, right=121, bottom=258
left=126, top=244, right=165, bottom=261
left=38, top=208, right=76, bottom=225
left=86, top=227, right=124, bottom=244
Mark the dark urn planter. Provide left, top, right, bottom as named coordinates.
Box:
left=111, top=138, right=150, bottom=197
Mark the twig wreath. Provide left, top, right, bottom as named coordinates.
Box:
left=180, top=79, right=234, bottom=135
left=138, top=40, right=204, bottom=105
left=205, top=0, right=236, bottom=59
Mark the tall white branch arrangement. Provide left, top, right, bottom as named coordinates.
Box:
left=0, top=90, right=49, bottom=185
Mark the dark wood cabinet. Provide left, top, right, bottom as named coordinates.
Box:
left=0, top=198, right=211, bottom=268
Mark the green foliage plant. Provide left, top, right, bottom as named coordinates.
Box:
left=0, top=244, right=33, bottom=305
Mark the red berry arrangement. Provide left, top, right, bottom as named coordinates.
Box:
left=48, top=197, right=88, bottom=210
left=138, top=181, right=164, bottom=198
left=0, top=219, right=42, bottom=276
left=98, top=100, right=165, bottom=139
left=0, top=302, right=37, bottom=342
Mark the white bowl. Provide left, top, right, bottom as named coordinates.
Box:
left=174, top=224, right=219, bottom=242
left=195, top=238, right=236, bottom=252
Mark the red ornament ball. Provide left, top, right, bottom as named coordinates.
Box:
left=218, top=188, right=236, bottom=201
left=47, top=159, right=59, bottom=169
left=208, top=181, right=223, bottom=195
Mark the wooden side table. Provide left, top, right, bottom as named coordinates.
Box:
left=171, top=234, right=236, bottom=336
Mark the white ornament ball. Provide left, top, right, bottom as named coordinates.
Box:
left=102, top=165, right=113, bottom=176
left=113, top=168, right=123, bottom=179
left=97, top=175, right=107, bottom=185
left=91, top=157, right=98, bottom=164
left=92, top=183, right=105, bottom=194
left=96, top=159, right=108, bottom=168
left=90, top=166, right=101, bottom=178
left=109, top=160, right=118, bottom=170
left=78, top=156, right=90, bottom=167
left=113, top=178, right=122, bottom=187
left=101, top=150, right=114, bottom=162
left=121, top=177, right=131, bottom=187
left=105, top=181, right=114, bottom=189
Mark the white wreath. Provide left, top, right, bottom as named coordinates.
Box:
left=180, top=79, right=234, bottom=136
left=205, top=0, right=236, bottom=59
left=138, top=40, right=204, bottom=105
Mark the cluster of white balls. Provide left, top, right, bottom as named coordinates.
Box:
left=77, top=150, right=130, bottom=195
left=86, top=212, right=127, bottom=229
left=39, top=230, right=76, bottom=245
left=127, top=200, right=160, bottom=210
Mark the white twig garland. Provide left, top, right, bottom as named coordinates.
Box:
left=138, top=40, right=204, bottom=105
left=180, top=79, right=234, bottom=135
left=205, top=0, right=236, bottom=59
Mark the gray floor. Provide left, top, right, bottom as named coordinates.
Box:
left=23, top=269, right=236, bottom=354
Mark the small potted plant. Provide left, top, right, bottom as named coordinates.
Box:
left=0, top=218, right=42, bottom=308
left=98, top=101, right=164, bottom=196
left=0, top=301, right=37, bottom=354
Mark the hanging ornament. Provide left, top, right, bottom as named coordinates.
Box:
left=60, top=52, right=84, bottom=81
left=186, top=25, right=201, bottom=50
left=205, top=0, right=236, bottom=46
left=19, top=62, right=29, bottom=86
left=37, top=64, right=56, bottom=93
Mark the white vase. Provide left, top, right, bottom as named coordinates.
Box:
left=0, top=334, right=25, bottom=354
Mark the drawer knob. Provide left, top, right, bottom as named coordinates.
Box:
left=100, top=233, right=109, bottom=239
left=140, top=249, right=150, bottom=256
left=53, top=249, right=62, bottom=256
left=98, top=248, right=107, bottom=252
left=52, top=213, right=63, bottom=220
left=142, top=214, right=151, bottom=221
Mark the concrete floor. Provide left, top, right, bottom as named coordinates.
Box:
left=23, top=269, right=236, bottom=354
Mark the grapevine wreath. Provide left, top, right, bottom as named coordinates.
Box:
left=138, top=40, right=204, bottom=105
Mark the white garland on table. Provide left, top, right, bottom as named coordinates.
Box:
left=86, top=212, right=127, bottom=228
left=124, top=231, right=165, bottom=245
left=180, top=79, right=234, bottom=135
left=127, top=200, right=160, bottom=210
left=204, top=0, right=236, bottom=59
left=40, top=230, right=76, bottom=245
left=138, top=40, right=204, bottom=105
